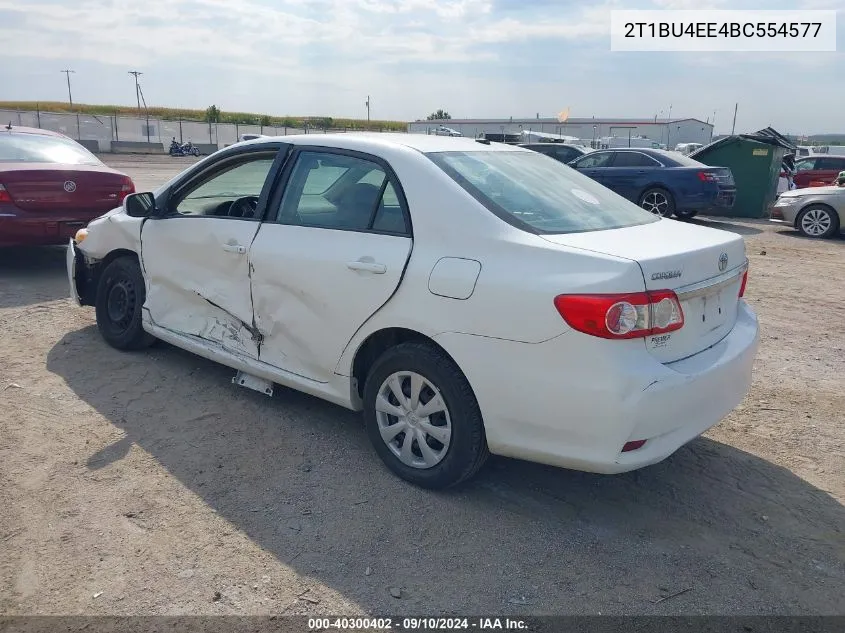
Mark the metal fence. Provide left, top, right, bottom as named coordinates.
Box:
left=0, top=108, right=394, bottom=153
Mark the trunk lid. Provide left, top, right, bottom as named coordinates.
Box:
left=541, top=218, right=747, bottom=363
left=0, top=164, right=131, bottom=213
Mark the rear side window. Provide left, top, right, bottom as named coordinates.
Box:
left=612, top=152, right=661, bottom=167
left=795, top=159, right=817, bottom=171
left=427, top=150, right=658, bottom=235
left=817, top=157, right=845, bottom=171
left=0, top=132, right=102, bottom=165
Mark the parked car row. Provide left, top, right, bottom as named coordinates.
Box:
left=518, top=143, right=737, bottom=221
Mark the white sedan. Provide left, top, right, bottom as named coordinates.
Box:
left=67, top=134, right=760, bottom=489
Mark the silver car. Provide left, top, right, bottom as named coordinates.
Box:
left=771, top=184, right=845, bottom=239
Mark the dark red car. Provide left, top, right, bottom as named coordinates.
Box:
left=0, top=125, right=134, bottom=247
left=793, top=154, right=845, bottom=189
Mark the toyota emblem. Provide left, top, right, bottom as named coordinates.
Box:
left=718, top=252, right=728, bottom=272
left=63, top=180, right=77, bottom=193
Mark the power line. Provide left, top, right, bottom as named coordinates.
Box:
left=60, top=69, right=75, bottom=109
left=128, top=71, right=143, bottom=114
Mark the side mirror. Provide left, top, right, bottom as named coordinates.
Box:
left=124, top=192, right=157, bottom=218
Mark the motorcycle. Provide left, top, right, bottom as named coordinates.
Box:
left=169, top=139, right=201, bottom=157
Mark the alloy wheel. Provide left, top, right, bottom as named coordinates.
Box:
left=641, top=191, right=671, bottom=216
left=800, top=208, right=833, bottom=237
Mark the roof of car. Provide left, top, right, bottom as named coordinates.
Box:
left=242, top=132, right=527, bottom=154
left=0, top=125, right=65, bottom=138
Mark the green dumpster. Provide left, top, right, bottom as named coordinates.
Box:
left=690, top=136, right=788, bottom=219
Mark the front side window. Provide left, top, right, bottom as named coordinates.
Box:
left=275, top=151, right=408, bottom=234
left=572, top=152, right=614, bottom=168
left=427, top=150, right=658, bottom=234
left=173, top=155, right=276, bottom=216
left=0, top=132, right=103, bottom=165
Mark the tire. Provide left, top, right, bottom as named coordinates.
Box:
left=673, top=209, right=698, bottom=220
left=796, top=205, right=839, bottom=239
left=95, top=256, right=155, bottom=350
left=192, top=148, right=200, bottom=156
left=362, top=342, right=489, bottom=489
left=639, top=188, right=675, bottom=217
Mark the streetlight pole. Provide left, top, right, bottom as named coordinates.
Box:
left=61, top=69, right=75, bottom=109
left=365, top=96, right=370, bottom=123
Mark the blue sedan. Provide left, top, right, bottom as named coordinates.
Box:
left=568, top=148, right=736, bottom=219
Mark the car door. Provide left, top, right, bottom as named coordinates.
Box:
left=603, top=151, right=663, bottom=201
left=815, top=156, right=845, bottom=185
left=793, top=157, right=819, bottom=188
left=140, top=145, right=288, bottom=359
left=570, top=151, right=614, bottom=184
left=248, top=148, right=413, bottom=383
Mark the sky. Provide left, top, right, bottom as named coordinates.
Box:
left=0, top=0, right=842, bottom=135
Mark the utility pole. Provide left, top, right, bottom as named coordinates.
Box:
left=731, top=102, right=738, bottom=135
left=365, top=95, right=370, bottom=123
left=60, top=69, right=75, bottom=109
left=128, top=71, right=143, bottom=115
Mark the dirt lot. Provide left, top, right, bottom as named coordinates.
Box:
left=1, top=155, right=843, bottom=616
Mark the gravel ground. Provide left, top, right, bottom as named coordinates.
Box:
left=1, top=155, right=843, bottom=616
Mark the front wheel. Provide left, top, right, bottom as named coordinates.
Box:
left=673, top=209, right=698, bottom=220
left=95, top=256, right=155, bottom=350
left=639, top=188, right=675, bottom=217
left=797, top=205, right=839, bottom=239
left=362, top=342, right=489, bottom=489
left=191, top=147, right=201, bottom=156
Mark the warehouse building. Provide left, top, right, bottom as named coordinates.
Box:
left=408, top=117, right=715, bottom=148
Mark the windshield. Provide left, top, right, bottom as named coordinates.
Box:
left=426, top=150, right=659, bottom=234
left=0, top=132, right=103, bottom=165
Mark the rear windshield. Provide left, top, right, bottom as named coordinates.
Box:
left=0, top=132, right=103, bottom=165
left=668, top=152, right=707, bottom=167
left=426, top=150, right=658, bottom=234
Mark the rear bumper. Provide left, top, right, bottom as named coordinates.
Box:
left=0, top=211, right=92, bottom=247
left=434, top=301, right=759, bottom=474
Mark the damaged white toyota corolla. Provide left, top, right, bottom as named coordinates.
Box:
left=67, top=134, right=759, bottom=488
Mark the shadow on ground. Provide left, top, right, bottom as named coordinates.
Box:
left=0, top=246, right=70, bottom=309
left=689, top=217, right=764, bottom=236
left=46, top=326, right=845, bottom=615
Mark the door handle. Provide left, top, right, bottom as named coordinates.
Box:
left=221, top=243, right=246, bottom=254
left=347, top=259, right=387, bottom=274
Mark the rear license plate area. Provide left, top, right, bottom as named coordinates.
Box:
left=692, top=287, right=728, bottom=331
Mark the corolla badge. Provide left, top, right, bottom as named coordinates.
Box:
left=63, top=180, right=77, bottom=193
left=651, top=270, right=682, bottom=281
left=718, top=252, right=728, bottom=272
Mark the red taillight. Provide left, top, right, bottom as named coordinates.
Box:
left=738, top=268, right=748, bottom=298
left=553, top=290, right=684, bottom=340
left=0, top=184, right=12, bottom=203
left=698, top=171, right=717, bottom=182
left=622, top=439, right=647, bottom=452
left=117, top=176, right=135, bottom=202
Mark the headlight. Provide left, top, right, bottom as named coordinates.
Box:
left=773, top=197, right=798, bottom=207
left=74, top=228, right=88, bottom=243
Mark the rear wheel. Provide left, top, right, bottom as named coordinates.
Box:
left=797, top=205, right=839, bottom=239
left=95, top=256, right=155, bottom=350
left=362, top=342, right=488, bottom=489
left=639, top=188, right=675, bottom=217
